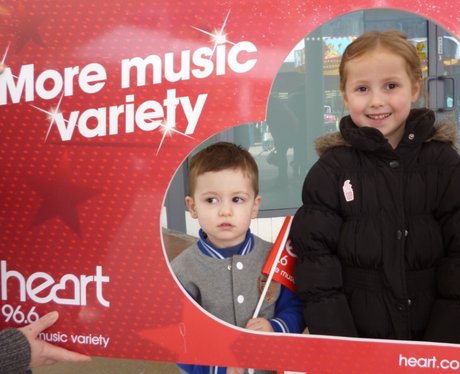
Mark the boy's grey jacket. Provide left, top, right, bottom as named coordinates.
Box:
left=172, top=231, right=304, bottom=374
left=172, top=235, right=279, bottom=328
left=291, top=108, right=460, bottom=342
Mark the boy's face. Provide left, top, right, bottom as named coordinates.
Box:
left=185, top=168, right=261, bottom=248
left=342, top=48, right=421, bottom=148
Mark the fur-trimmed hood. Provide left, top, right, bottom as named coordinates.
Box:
left=315, top=109, right=458, bottom=156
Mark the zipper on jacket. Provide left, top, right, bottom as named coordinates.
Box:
left=391, top=157, right=412, bottom=338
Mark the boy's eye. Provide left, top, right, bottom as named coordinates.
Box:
left=205, top=197, right=218, bottom=204
left=356, top=86, right=368, bottom=93
left=232, top=196, right=245, bottom=203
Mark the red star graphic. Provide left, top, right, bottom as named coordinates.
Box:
left=0, top=2, right=45, bottom=53
left=28, top=153, right=98, bottom=237
left=15, top=13, right=45, bottom=53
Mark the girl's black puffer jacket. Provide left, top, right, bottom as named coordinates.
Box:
left=291, top=108, right=460, bottom=342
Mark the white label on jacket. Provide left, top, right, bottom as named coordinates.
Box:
left=342, top=179, right=354, bottom=202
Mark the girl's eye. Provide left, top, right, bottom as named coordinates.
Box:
left=356, top=86, right=368, bottom=93
left=387, top=83, right=398, bottom=90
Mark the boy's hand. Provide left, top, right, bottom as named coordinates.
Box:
left=245, top=317, right=274, bottom=332
left=227, top=367, right=245, bottom=374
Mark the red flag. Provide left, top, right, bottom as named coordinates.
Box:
left=262, top=216, right=297, bottom=292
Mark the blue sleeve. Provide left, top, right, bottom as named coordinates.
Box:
left=178, top=363, right=227, bottom=374
left=269, top=285, right=305, bottom=333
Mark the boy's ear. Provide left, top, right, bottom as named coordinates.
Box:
left=251, top=195, right=262, bottom=219
left=185, top=196, right=198, bottom=218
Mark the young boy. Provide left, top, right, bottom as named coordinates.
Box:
left=171, top=141, right=304, bottom=374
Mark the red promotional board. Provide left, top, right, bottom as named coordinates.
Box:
left=1, top=0, right=460, bottom=373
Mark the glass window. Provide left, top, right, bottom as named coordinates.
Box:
left=247, top=9, right=429, bottom=212
left=167, top=9, right=460, bottom=227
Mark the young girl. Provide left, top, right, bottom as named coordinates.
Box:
left=290, top=30, right=460, bottom=342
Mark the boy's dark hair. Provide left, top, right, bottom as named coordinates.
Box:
left=187, top=141, right=259, bottom=196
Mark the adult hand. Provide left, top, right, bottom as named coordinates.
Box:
left=18, top=311, right=91, bottom=368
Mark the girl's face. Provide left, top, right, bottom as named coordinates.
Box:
left=342, top=48, right=421, bottom=148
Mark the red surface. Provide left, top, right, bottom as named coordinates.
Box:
left=1, top=1, right=460, bottom=372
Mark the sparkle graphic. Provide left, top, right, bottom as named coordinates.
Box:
left=31, top=92, right=66, bottom=142
left=1, top=42, right=10, bottom=65
left=192, top=10, right=235, bottom=58
left=0, top=43, right=10, bottom=73
left=156, top=119, right=193, bottom=155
